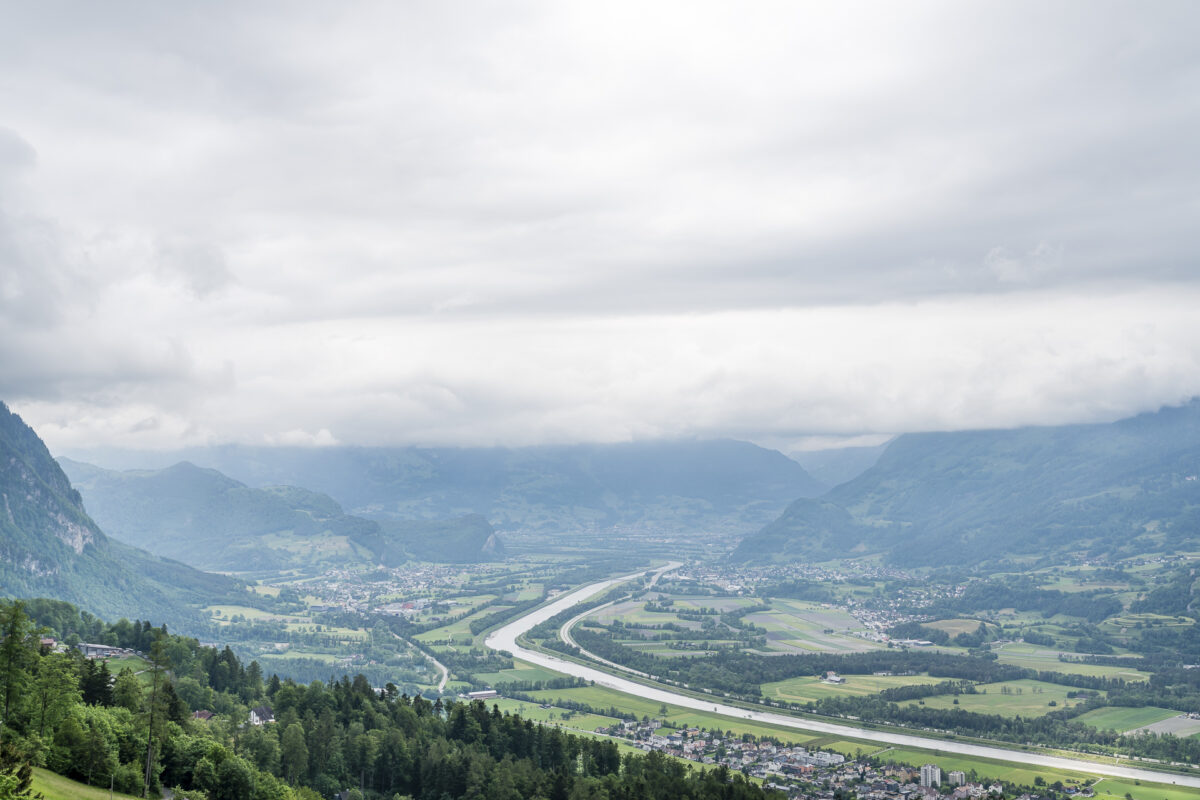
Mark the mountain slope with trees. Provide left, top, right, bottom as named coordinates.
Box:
left=1, top=598, right=776, bottom=800
left=59, top=459, right=506, bottom=570
left=0, top=402, right=244, bottom=629
left=734, top=400, right=1200, bottom=566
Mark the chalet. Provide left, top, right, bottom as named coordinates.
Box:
left=249, top=706, right=275, bottom=726
left=192, top=710, right=214, bottom=721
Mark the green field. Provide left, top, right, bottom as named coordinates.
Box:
left=32, top=768, right=142, bottom=800
left=491, top=697, right=620, bottom=732
left=1076, top=706, right=1181, bottom=732
left=903, top=679, right=1093, bottom=717
left=746, top=599, right=878, bottom=653
left=1093, top=777, right=1200, bottom=800
left=523, top=685, right=822, bottom=745
left=415, top=603, right=512, bottom=644
left=993, top=643, right=1151, bottom=681
left=591, top=601, right=698, bottom=628
left=471, top=660, right=567, bottom=686
left=871, top=747, right=1089, bottom=788
left=762, top=674, right=938, bottom=703
left=924, top=618, right=986, bottom=636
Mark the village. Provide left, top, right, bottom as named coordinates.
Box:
left=593, top=717, right=1090, bottom=800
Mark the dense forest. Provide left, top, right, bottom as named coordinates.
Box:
left=0, top=599, right=781, bottom=800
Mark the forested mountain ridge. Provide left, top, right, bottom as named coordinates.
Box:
left=734, top=400, right=1200, bottom=566
left=60, top=438, right=824, bottom=537
left=0, top=402, right=243, bottom=627
left=59, top=458, right=506, bottom=569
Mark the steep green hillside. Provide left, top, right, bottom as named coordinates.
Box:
left=734, top=400, right=1200, bottom=566
left=60, top=459, right=508, bottom=569
left=60, top=459, right=381, bottom=571
left=61, top=439, right=822, bottom=537
left=0, top=402, right=243, bottom=627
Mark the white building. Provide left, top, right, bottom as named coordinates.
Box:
left=920, top=764, right=941, bottom=788
left=948, top=770, right=967, bottom=786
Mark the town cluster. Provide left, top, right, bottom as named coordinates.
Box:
left=594, top=719, right=1091, bottom=800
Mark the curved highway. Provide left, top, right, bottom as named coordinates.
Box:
left=486, top=568, right=1200, bottom=789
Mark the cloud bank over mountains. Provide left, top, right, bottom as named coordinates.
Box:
left=2, top=2, right=1199, bottom=450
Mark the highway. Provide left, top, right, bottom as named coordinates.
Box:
left=485, top=568, right=1200, bottom=789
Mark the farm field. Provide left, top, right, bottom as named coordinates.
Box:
left=590, top=601, right=699, bottom=628
left=902, top=679, right=1094, bottom=717
left=1076, top=706, right=1180, bottom=732
left=923, top=618, right=986, bottom=636
left=471, top=660, right=568, bottom=686
left=762, top=674, right=938, bottom=703
left=992, top=643, right=1151, bottom=681
left=747, top=600, right=878, bottom=654
left=669, top=596, right=756, bottom=612
left=870, top=747, right=1089, bottom=789
left=523, top=685, right=823, bottom=745
left=414, top=603, right=512, bottom=644
left=491, top=697, right=620, bottom=732
left=1092, top=777, right=1200, bottom=800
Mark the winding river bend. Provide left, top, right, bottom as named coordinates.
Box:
left=485, top=567, right=1200, bottom=789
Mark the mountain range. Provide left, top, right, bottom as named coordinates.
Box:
left=58, top=459, right=503, bottom=570
left=734, top=400, right=1200, bottom=567
left=58, top=439, right=825, bottom=537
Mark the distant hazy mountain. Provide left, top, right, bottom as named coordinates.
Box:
left=61, top=439, right=823, bottom=537
left=787, top=442, right=889, bottom=490
left=0, top=402, right=242, bottom=627
left=734, top=401, right=1200, bottom=567
left=357, top=514, right=504, bottom=565
left=59, top=459, right=505, bottom=570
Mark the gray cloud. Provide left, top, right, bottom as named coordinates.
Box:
left=1, top=1, right=1199, bottom=451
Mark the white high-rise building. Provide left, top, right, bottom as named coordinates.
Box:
left=920, top=763, right=941, bottom=787
left=948, top=770, right=967, bottom=786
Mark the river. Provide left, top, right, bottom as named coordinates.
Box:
left=485, top=567, right=1200, bottom=788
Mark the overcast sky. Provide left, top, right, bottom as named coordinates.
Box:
left=3, top=1, right=1199, bottom=454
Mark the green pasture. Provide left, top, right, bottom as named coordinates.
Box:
left=870, top=747, right=1090, bottom=788
left=491, top=698, right=620, bottom=732
left=415, top=603, right=512, bottom=644
left=471, top=660, right=566, bottom=686
left=104, top=654, right=147, bottom=674
left=669, top=596, right=755, bottom=612
left=204, top=604, right=282, bottom=621
left=33, top=768, right=143, bottom=800
left=523, top=686, right=821, bottom=745
left=762, top=674, right=937, bottom=704
left=1107, top=613, right=1194, bottom=630
left=923, top=618, right=985, bottom=636
left=993, top=643, right=1150, bottom=681
left=1093, top=777, right=1200, bottom=800
left=903, top=679, right=1093, bottom=717
left=591, top=601, right=698, bottom=628
left=1076, top=706, right=1180, bottom=732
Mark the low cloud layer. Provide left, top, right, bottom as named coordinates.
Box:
left=2, top=2, right=1199, bottom=452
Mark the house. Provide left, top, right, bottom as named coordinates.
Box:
left=192, top=710, right=214, bottom=721
left=249, top=706, right=274, bottom=725
left=823, top=671, right=846, bottom=684
left=77, top=643, right=123, bottom=659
